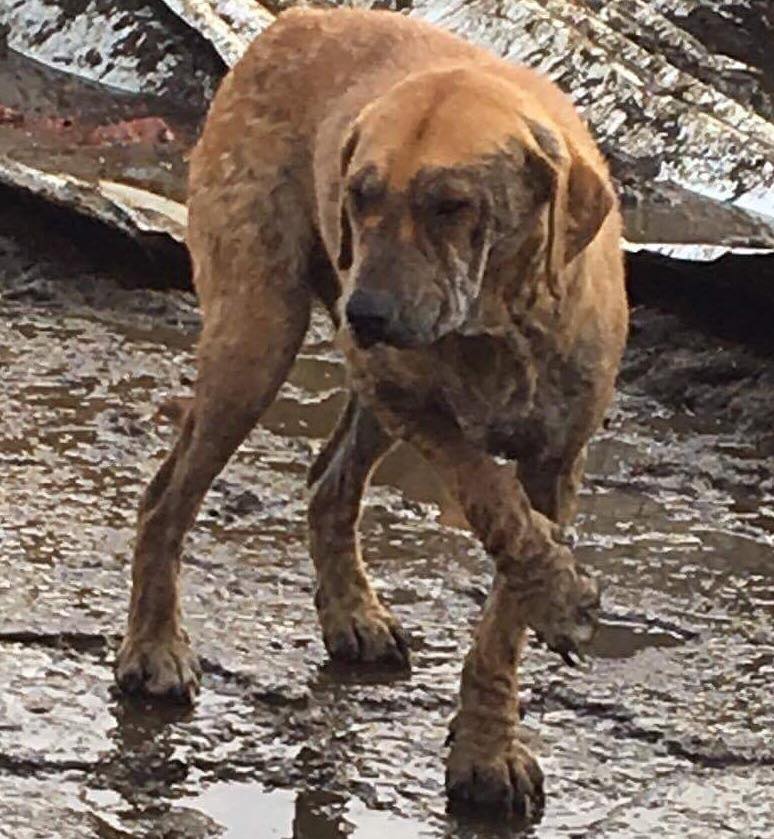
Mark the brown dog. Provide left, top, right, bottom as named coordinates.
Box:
left=116, top=8, right=628, bottom=818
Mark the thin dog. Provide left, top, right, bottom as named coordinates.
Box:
left=116, top=8, right=629, bottom=817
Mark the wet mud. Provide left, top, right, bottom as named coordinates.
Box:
left=1, top=190, right=773, bottom=838
left=1, top=0, right=773, bottom=834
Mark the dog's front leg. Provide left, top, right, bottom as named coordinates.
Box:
left=446, top=576, right=543, bottom=817
left=308, top=397, right=409, bottom=666
left=409, top=425, right=599, bottom=659
left=402, top=423, right=599, bottom=815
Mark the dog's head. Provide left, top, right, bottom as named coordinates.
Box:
left=336, top=66, right=615, bottom=349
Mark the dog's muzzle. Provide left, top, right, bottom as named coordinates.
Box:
left=346, top=289, right=399, bottom=348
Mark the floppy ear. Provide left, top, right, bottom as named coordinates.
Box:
left=337, top=127, right=360, bottom=271
left=562, top=137, right=615, bottom=264
left=525, top=118, right=614, bottom=288
left=522, top=121, right=563, bottom=292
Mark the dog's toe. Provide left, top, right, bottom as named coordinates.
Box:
left=115, top=633, right=200, bottom=704
left=117, top=664, right=145, bottom=696
left=354, top=619, right=410, bottom=666
left=446, top=735, right=544, bottom=821
left=529, top=559, right=601, bottom=665
left=321, top=601, right=410, bottom=668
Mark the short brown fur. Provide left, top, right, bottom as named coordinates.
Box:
left=116, top=9, right=628, bottom=820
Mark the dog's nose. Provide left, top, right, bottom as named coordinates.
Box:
left=346, top=289, right=397, bottom=347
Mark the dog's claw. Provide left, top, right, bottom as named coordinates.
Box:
left=529, top=560, right=600, bottom=666
left=560, top=648, right=577, bottom=667
left=392, top=624, right=411, bottom=662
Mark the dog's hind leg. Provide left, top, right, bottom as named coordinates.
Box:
left=115, top=290, right=310, bottom=701
left=307, top=396, right=409, bottom=666
left=115, top=174, right=313, bottom=701
left=516, top=448, right=588, bottom=560
left=116, top=289, right=310, bottom=701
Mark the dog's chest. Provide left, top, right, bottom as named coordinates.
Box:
left=438, top=338, right=587, bottom=458
left=358, top=332, right=596, bottom=459
left=435, top=335, right=535, bottom=436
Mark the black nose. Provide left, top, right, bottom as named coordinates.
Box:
left=346, top=290, right=396, bottom=347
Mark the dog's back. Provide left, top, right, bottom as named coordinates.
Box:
left=194, top=8, right=601, bottom=166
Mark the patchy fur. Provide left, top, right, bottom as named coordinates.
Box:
left=115, top=8, right=628, bottom=820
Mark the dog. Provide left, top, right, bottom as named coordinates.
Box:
left=115, top=8, right=628, bottom=818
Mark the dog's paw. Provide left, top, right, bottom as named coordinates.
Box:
left=318, top=595, right=410, bottom=667
left=530, top=558, right=601, bottom=667
left=446, top=732, right=544, bottom=819
left=115, top=632, right=200, bottom=703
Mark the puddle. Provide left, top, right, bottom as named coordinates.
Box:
left=179, top=783, right=435, bottom=838
left=178, top=784, right=303, bottom=838
left=1, top=1, right=774, bottom=834
left=591, top=618, right=689, bottom=660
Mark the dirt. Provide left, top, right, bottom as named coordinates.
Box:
left=1, top=2, right=772, bottom=835
left=0, top=184, right=773, bottom=838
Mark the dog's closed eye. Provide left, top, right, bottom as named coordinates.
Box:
left=425, top=194, right=477, bottom=224
left=348, top=168, right=385, bottom=213
left=433, top=197, right=472, bottom=217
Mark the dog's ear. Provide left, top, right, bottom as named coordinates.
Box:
left=337, top=127, right=360, bottom=271
left=523, top=121, right=562, bottom=291
left=525, top=118, right=614, bottom=288
left=562, top=136, right=615, bottom=264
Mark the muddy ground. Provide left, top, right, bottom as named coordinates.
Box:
left=0, top=1, right=773, bottom=834
left=1, top=190, right=772, bottom=839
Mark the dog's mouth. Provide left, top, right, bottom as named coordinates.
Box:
left=348, top=318, right=426, bottom=350
left=349, top=322, right=432, bottom=350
